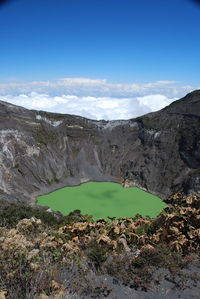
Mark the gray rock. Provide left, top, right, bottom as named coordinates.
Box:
left=0, top=90, right=200, bottom=204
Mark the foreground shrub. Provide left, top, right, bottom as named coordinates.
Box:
left=0, top=200, right=59, bottom=228
left=0, top=192, right=199, bottom=298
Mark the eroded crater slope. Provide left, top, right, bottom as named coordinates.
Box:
left=0, top=90, right=200, bottom=204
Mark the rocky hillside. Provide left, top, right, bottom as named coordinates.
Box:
left=0, top=90, right=200, bottom=204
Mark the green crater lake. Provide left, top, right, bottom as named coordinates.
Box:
left=37, top=182, right=166, bottom=220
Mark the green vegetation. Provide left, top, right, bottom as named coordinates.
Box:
left=0, top=200, right=60, bottom=228
left=34, top=126, right=57, bottom=146
left=37, top=182, right=166, bottom=219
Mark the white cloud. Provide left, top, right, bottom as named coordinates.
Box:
left=137, top=94, right=172, bottom=112
left=57, top=78, right=107, bottom=85
left=0, top=78, right=198, bottom=120
left=0, top=78, right=196, bottom=98
left=155, top=80, right=178, bottom=85
left=1, top=92, right=177, bottom=120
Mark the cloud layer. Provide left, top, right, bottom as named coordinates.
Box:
left=0, top=78, right=197, bottom=120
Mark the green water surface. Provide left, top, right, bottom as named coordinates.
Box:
left=37, top=182, right=166, bottom=219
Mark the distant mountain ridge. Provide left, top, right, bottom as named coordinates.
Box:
left=0, top=90, right=200, bottom=204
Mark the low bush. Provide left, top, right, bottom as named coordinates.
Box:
left=0, top=200, right=59, bottom=228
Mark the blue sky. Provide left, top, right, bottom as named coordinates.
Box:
left=0, top=0, right=199, bottom=119
left=0, top=0, right=200, bottom=84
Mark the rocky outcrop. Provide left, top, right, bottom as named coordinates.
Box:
left=0, top=90, right=200, bottom=204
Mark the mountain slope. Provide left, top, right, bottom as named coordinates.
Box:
left=0, top=90, right=200, bottom=204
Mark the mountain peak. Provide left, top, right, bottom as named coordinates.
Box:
left=162, top=89, right=200, bottom=116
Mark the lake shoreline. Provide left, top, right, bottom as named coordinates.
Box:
left=37, top=182, right=166, bottom=220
